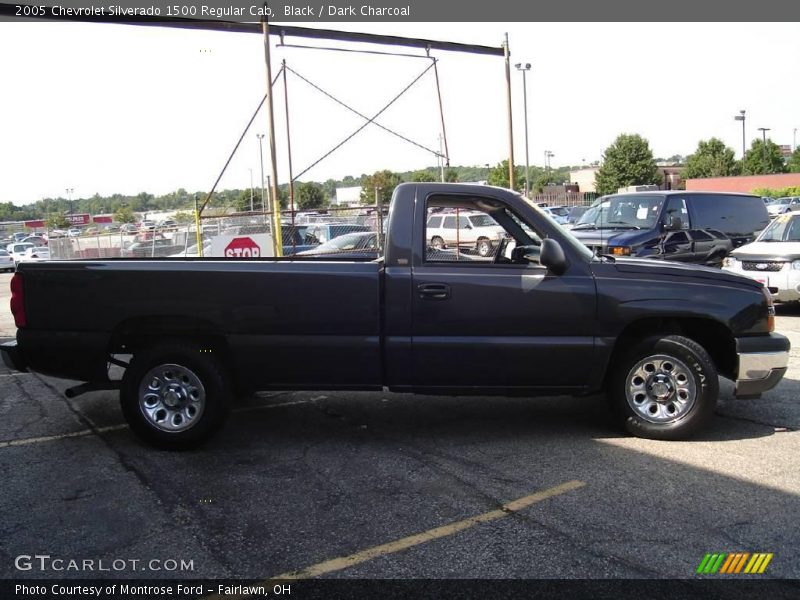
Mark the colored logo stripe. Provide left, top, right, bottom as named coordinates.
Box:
left=697, top=553, right=773, bottom=575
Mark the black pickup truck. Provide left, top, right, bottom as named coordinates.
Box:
left=1, top=183, right=790, bottom=448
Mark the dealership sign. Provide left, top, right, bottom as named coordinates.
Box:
left=66, top=213, right=91, bottom=226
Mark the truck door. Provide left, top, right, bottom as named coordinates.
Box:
left=410, top=196, right=596, bottom=393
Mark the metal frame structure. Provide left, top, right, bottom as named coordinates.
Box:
left=2, top=3, right=517, bottom=254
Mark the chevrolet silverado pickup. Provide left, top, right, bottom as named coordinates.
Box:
left=1, top=183, right=790, bottom=448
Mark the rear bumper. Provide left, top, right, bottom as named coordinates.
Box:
left=0, top=340, right=27, bottom=372
left=734, top=334, right=790, bottom=397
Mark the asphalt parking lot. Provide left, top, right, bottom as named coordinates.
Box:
left=0, top=271, right=798, bottom=585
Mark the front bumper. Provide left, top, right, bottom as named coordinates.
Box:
left=0, top=340, right=28, bottom=372
left=734, top=334, right=790, bottom=397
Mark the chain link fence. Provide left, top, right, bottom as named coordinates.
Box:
left=43, top=205, right=387, bottom=262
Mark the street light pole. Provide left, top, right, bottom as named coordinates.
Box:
left=734, top=110, right=746, bottom=159
left=515, top=62, right=531, bottom=198
left=757, top=127, right=771, bottom=168
left=256, top=133, right=266, bottom=212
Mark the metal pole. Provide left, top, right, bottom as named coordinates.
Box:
left=257, top=134, right=266, bottom=211
left=262, top=11, right=283, bottom=257
left=430, top=55, right=450, bottom=170
left=248, top=168, right=254, bottom=211
left=439, top=134, right=445, bottom=182
left=742, top=112, right=746, bottom=159
left=376, top=186, right=384, bottom=252
left=521, top=68, right=530, bottom=198
left=503, top=33, right=515, bottom=191
left=194, top=194, right=203, bottom=257
left=282, top=59, right=296, bottom=224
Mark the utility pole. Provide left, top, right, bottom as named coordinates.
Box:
left=734, top=110, right=746, bottom=159
left=758, top=127, right=771, bottom=169
left=515, top=62, right=531, bottom=198
left=261, top=9, right=283, bottom=256
left=438, top=134, right=445, bottom=182
left=256, top=133, right=266, bottom=211
left=503, top=33, right=515, bottom=191
left=248, top=168, right=254, bottom=212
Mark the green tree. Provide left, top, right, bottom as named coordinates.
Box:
left=683, top=138, right=740, bottom=179
left=741, top=138, right=788, bottom=175
left=595, top=133, right=661, bottom=195
left=444, top=168, right=459, bottom=183
left=45, top=213, right=69, bottom=229
left=172, top=210, right=194, bottom=225
left=113, top=205, right=135, bottom=224
left=787, top=147, right=800, bottom=173
left=360, top=170, right=402, bottom=205
left=411, top=169, right=437, bottom=182
left=487, top=160, right=524, bottom=191
left=296, top=182, right=326, bottom=210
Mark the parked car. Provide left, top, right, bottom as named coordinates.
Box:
left=571, top=191, right=769, bottom=266
left=120, top=224, right=138, bottom=234
left=1, top=183, right=789, bottom=449
left=48, top=229, right=66, bottom=238
left=541, top=206, right=570, bottom=225
left=21, top=235, right=47, bottom=247
left=0, top=249, right=14, bottom=272
left=17, top=247, right=50, bottom=263
left=766, top=197, right=800, bottom=217
left=67, top=228, right=81, bottom=237
left=139, top=220, right=157, bottom=231
left=7, top=242, right=34, bottom=264
left=168, top=240, right=213, bottom=258
left=11, top=232, right=29, bottom=242
left=296, top=231, right=378, bottom=258
left=303, top=223, right=370, bottom=245
left=566, top=205, right=590, bottom=225
left=723, top=212, right=800, bottom=303
left=121, top=238, right=181, bottom=257
left=426, top=210, right=506, bottom=257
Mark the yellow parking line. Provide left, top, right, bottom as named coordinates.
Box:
left=274, top=480, right=585, bottom=580
left=0, top=424, right=127, bottom=449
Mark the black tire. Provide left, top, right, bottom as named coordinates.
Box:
left=431, top=236, right=445, bottom=250
left=120, top=341, right=231, bottom=449
left=609, top=334, right=718, bottom=440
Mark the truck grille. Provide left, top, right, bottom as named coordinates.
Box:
left=742, top=261, right=785, bottom=272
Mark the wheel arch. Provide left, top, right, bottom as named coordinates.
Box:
left=603, top=316, right=737, bottom=389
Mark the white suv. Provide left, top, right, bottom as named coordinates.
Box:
left=426, top=211, right=505, bottom=257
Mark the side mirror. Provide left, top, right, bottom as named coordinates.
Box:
left=665, top=216, right=682, bottom=231
left=540, top=238, right=568, bottom=275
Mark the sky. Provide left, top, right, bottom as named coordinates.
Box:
left=1, top=21, right=799, bottom=205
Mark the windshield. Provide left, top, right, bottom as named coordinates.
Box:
left=575, top=195, right=664, bottom=229
left=770, top=198, right=791, bottom=205
left=757, top=214, right=800, bottom=242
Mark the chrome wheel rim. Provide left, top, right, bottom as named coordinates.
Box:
left=431, top=237, right=444, bottom=249
left=477, top=240, right=491, bottom=256
left=138, top=363, right=205, bottom=432
left=625, top=354, right=696, bottom=424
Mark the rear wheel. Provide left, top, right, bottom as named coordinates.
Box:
left=609, top=334, right=718, bottom=440
left=431, top=236, right=445, bottom=250
left=120, top=341, right=230, bottom=449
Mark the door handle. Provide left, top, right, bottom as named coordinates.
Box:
left=417, top=283, right=451, bottom=300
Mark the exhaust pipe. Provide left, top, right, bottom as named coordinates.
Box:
left=64, top=381, right=120, bottom=398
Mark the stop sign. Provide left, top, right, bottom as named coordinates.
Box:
left=225, top=236, right=261, bottom=258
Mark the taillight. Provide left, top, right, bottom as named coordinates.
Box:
left=10, top=273, right=26, bottom=328
left=762, top=286, right=775, bottom=332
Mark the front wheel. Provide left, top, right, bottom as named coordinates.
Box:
left=609, top=334, right=718, bottom=440
left=120, top=341, right=231, bottom=449
left=476, top=238, right=493, bottom=257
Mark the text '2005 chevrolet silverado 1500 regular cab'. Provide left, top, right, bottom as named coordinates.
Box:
left=1, top=183, right=791, bottom=448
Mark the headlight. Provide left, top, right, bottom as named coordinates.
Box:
left=723, top=256, right=739, bottom=268
left=792, top=260, right=800, bottom=270
left=608, top=246, right=631, bottom=256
